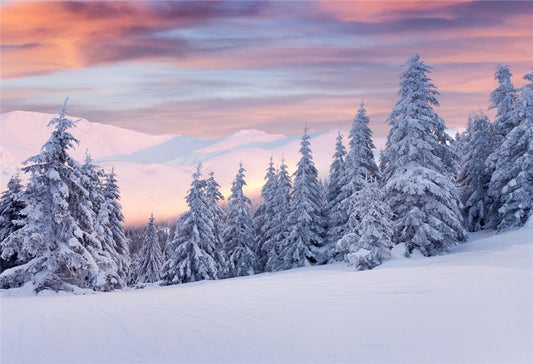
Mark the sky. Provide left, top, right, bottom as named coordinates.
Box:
left=1, top=0, right=532, bottom=138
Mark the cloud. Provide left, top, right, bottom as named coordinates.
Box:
left=2, top=1, right=531, bottom=77
left=318, top=1, right=468, bottom=22
left=0, top=1, right=264, bottom=78
left=1, top=1, right=531, bottom=139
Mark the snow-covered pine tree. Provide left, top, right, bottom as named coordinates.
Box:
left=68, top=162, right=94, bottom=239
left=68, top=154, right=104, bottom=279
left=81, top=154, right=106, bottom=217
left=484, top=65, right=520, bottom=228
left=205, top=171, right=226, bottom=270
left=0, top=174, right=26, bottom=272
left=93, top=169, right=130, bottom=290
left=73, top=153, right=127, bottom=291
left=452, top=131, right=466, bottom=156
left=162, top=164, right=220, bottom=284
left=324, top=132, right=346, bottom=260
left=134, top=214, right=163, bottom=284
left=489, top=65, right=519, bottom=139
left=342, top=178, right=393, bottom=270
left=253, top=157, right=278, bottom=272
left=318, top=178, right=328, bottom=236
left=381, top=54, right=466, bottom=256
left=265, top=158, right=292, bottom=272
left=278, top=127, right=325, bottom=269
left=0, top=100, right=100, bottom=292
left=456, top=112, right=494, bottom=232
left=334, top=103, right=380, bottom=260
left=223, top=163, right=256, bottom=277
left=489, top=69, right=533, bottom=230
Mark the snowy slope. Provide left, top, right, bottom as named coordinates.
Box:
left=0, top=111, right=386, bottom=224
left=0, top=111, right=175, bottom=166
left=1, top=227, right=532, bottom=364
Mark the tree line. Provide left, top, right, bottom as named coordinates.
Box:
left=1, top=55, right=531, bottom=292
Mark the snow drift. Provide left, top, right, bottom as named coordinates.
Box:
left=1, top=227, right=532, bottom=363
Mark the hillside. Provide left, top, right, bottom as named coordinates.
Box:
left=1, top=227, right=531, bottom=364
left=0, top=111, right=386, bottom=224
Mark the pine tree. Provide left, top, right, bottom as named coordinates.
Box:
left=0, top=174, right=26, bottom=272
left=381, top=54, right=466, bottom=256
left=342, top=178, right=393, bottom=270
left=253, top=157, right=278, bottom=272
left=133, top=214, right=163, bottom=284
left=489, top=69, right=533, bottom=230
left=223, top=163, right=256, bottom=277
left=489, top=65, right=519, bottom=138
left=68, top=158, right=96, bottom=248
left=278, top=127, right=325, bottom=269
left=456, top=112, right=494, bottom=232
left=81, top=154, right=106, bottom=217
left=452, top=131, right=466, bottom=156
left=484, top=65, right=520, bottom=228
left=265, top=158, right=292, bottom=272
left=0, top=101, right=99, bottom=291
left=162, top=165, right=220, bottom=284
left=324, top=132, right=346, bottom=260
left=335, top=191, right=363, bottom=263
left=334, top=103, right=380, bottom=260
left=205, top=171, right=226, bottom=271
left=68, top=154, right=105, bottom=286
left=80, top=155, right=106, bottom=247
left=92, top=169, right=130, bottom=290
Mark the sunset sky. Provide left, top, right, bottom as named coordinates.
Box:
left=1, top=1, right=532, bottom=138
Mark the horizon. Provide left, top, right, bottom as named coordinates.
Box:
left=2, top=1, right=532, bottom=138
left=2, top=109, right=375, bottom=225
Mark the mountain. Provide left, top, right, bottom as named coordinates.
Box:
left=0, top=111, right=386, bottom=224
left=2, top=226, right=531, bottom=363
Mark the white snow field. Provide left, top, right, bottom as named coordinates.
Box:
left=1, top=227, right=532, bottom=364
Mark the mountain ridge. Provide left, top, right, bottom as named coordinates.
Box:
left=1, top=111, right=362, bottom=224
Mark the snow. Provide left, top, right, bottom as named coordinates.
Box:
left=196, top=129, right=286, bottom=154
left=2, top=227, right=532, bottom=363
left=0, top=111, right=387, bottom=224
left=351, top=247, right=370, bottom=257
left=0, top=111, right=175, bottom=163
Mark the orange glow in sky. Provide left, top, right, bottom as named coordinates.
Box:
left=1, top=1, right=532, bottom=137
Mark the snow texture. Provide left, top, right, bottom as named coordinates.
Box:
left=1, top=227, right=532, bottom=363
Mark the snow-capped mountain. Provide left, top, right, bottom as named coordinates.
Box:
left=0, top=111, right=386, bottom=224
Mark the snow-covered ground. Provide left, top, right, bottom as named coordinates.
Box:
left=1, top=228, right=532, bottom=364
